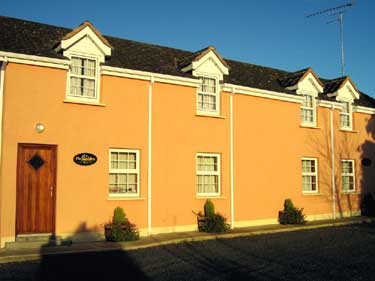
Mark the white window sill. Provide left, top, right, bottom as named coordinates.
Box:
left=64, top=99, right=106, bottom=107
left=195, top=113, right=226, bottom=119
left=300, top=124, right=320, bottom=129
left=107, top=197, right=144, bottom=201
left=340, top=128, right=357, bottom=133
left=302, top=192, right=321, bottom=196
left=196, top=195, right=226, bottom=199
left=342, top=192, right=359, bottom=195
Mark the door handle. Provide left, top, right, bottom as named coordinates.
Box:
left=50, top=186, right=53, bottom=197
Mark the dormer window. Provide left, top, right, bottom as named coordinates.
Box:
left=340, top=101, right=352, bottom=130
left=301, top=93, right=316, bottom=125
left=197, top=76, right=218, bottom=114
left=68, top=56, right=98, bottom=100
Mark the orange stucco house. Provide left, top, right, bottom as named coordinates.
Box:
left=0, top=16, right=374, bottom=247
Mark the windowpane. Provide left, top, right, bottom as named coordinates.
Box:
left=109, top=150, right=139, bottom=196
left=196, top=154, right=220, bottom=195
left=69, top=57, right=97, bottom=99
left=198, top=77, right=218, bottom=112
left=342, top=160, right=355, bottom=192
left=302, top=158, right=318, bottom=193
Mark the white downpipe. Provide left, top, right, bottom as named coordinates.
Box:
left=229, top=88, right=235, bottom=229
left=147, top=76, right=154, bottom=235
left=330, top=105, right=337, bottom=219
left=0, top=59, right=7, bottom=248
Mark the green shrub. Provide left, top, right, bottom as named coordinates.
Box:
left=112, top=207, right=128, bottom=224
left=197, top=200, right=229, bottom=233
left=200, top=213, right=230, bottom=233
left=105, top=207, right=139, bottom=242
left=204, top=200, right=215, bottom=217
left=279, top=199, right=306, bottom=225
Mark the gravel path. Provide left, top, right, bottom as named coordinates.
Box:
left=1, top=224, right=375, bottom=281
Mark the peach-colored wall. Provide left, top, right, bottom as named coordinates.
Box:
left=152, top=82, right=230, bottom=228
left=0, top=63, right=150, bottom=238
left=1, top=62, right=374, bottom=243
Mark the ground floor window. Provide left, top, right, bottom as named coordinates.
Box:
left=196, top=153, right=220, bottom=196
left=302, top=158, right=318, bottom=193
left=109, top=149, right=139, bottom=197
left=342, top=160, right=355, bottom=193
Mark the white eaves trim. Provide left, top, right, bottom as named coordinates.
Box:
left=0, top=51, right=69, bottom=70
left=223, top=83, right=304, bottom=104
left=353, top=105, right=375, bottom=115
left=101, top=65, right=200, bottom=88
left=316, top=100, right=342, bottom=109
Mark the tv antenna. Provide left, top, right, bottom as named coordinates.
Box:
left=307, top=1, right=355, bottom=76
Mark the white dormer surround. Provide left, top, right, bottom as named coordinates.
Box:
left=182, top=47, right=229, bottom=116
left=327, top=77, right=359, bottom=131
left=287, top=68, right=323, bottom=127
left=327, top=77, right=360, bottom=101
left=56, top=21, right=112, bottom=104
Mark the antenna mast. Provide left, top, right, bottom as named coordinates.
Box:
left=307, top=2, right=354, bottom=76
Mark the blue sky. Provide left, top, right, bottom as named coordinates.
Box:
left=2, top=0, right=374, bottom=97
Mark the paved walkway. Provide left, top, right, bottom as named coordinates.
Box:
left=0, top=216, right=373, bottom=264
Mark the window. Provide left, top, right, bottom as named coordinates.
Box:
left=109, top=149, right=139, bottom=197
left=301, top=93, right=315, bottom=125
left=340, top=101, right=352, bottom=129
left=68, top=56, right=98, bottom=100
left=197, top=77, right=218, bottom=114
left=196, top=153, right=220, bottom=196
left=342, top=160, right=355, bottom=193
left=302, top=158, right=318, bottom=193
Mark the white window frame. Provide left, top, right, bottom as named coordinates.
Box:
left=301, top=157, right=318, bottom=194
left=196, top=153, right=221, bottom=196
left=108, top=148, right=140, bottom=198
left=339, top=100, right=353, bottom=130
left=342, top=159, right=355, bottom=193
left=65, top=53, right=101, bottom=103
left=196, top=75, right=220, bottom=116
left=300, top=92, right=316, bottom=126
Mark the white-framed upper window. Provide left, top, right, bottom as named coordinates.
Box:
left=67, top=56, right=99, bottom=102
left=340, top=101, right=352, bottom=130
left=197, top=76, right=219, bottom=114
left=300, top=93, right=316, bottom=125
left=196, top=153, right=220, bottom=196
left=342, top=159, right=355, bottom=193
left=302, top=158, right=318, bottom=194
left=109, top=149, right=140, bottom=197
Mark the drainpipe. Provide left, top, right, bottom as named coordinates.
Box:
left=0, top=59, right=7, bottom=247
left=147, top=76, right=154, bottom=235
left=330, top=104, right=337, bottom=219
left=229, top=87, right=235, bottom=229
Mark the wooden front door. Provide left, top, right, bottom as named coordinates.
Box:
left=16, top=144, right=57, bottom=235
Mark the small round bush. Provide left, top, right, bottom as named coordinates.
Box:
left=112, top=207, right=128, bottom=224
left=204, top=200, right=215, bottom=217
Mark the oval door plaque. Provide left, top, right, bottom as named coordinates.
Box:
left=73, top=153, right=97, bottom=166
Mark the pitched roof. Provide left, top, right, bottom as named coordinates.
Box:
left=0, top=15, right=373, bottom=108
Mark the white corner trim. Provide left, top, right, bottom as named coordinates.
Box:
left=101, top=66, right=200, bottom=88
left=353, top=105, right=375, bottom=115
left=0, top=51, right=69, bottom=70
left=223, top=83, right=304, bottom=104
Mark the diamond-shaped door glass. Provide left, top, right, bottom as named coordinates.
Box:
left=28, top=154, right=44, bottom=170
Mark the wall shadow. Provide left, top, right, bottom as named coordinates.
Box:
left=359, top=115, right=375, bottom=215
left=35, top=223, right=149, bottom=281
left=306, top=110, right=375, bottom=218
